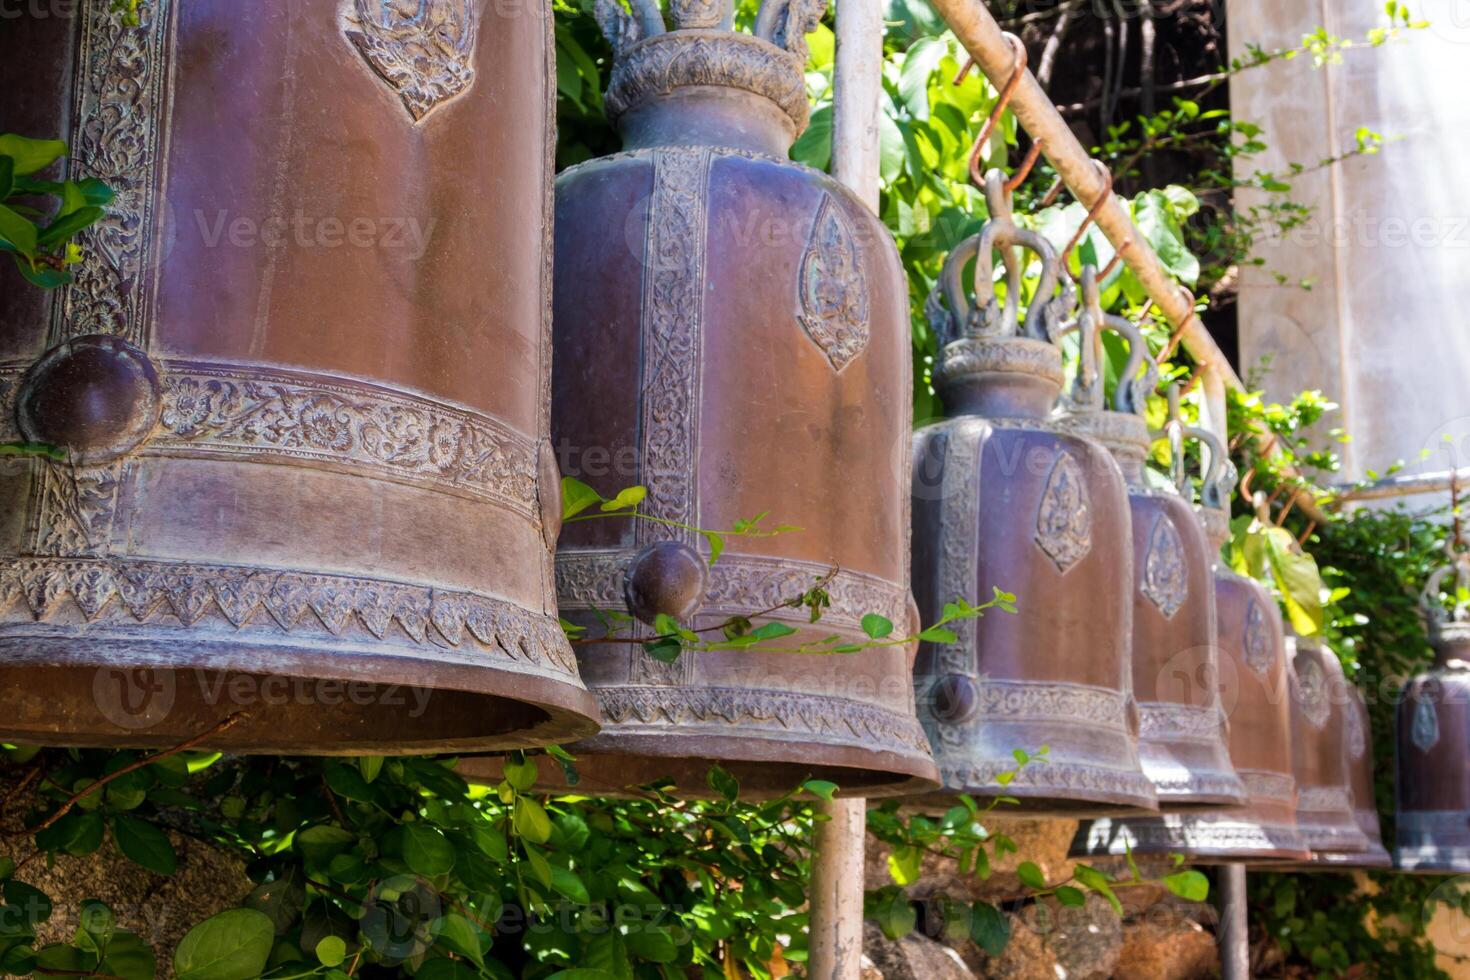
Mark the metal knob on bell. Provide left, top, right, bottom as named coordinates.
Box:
left=0, top=0, right=601, bottom=752
left=1289, top=634, right=1372, bottom=857
left=1061, top=279, right=1244, bottom=809
left=907, top=183, right=1156, bottom=815
left=1395, top=552, right=1470, bottom=872
left=1074, top=425, right=1308, bottom=863
left=462, top=0, right=938, bottom=798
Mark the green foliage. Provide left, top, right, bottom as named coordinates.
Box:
left=0, top=134, right=112, bottom=289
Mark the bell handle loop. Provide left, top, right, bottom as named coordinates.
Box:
left=936, top=233, right=982, bottom=347
left=596, top=0, right=668, bottom=52
left=965, top=223, right=1061, bottom=341
left=1180, top=425, right=1233, bottom=513
left=1423, top=554, right=1470, bottom=624
left=965, top=34, right=1028, bottom=189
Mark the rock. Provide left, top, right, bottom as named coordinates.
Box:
left=961, top=894, right=1121, bottom=980
left=1116, top=916, right=1220, bottom=980
left=863, top=920, right=976, bottom=979
left=866, top=816, right=1082, bottom=905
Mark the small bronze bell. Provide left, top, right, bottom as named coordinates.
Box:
left=1061, top=278, right=1243, bottom=809
left=462, top=0, right=937, bottom=798
left=1395, top=554, right=1470, bottom=873
left=1074, top=426, right=1307, bottom=863
left=1289, top=635, right=1371, bottom=856
left=907, top=184, right=1156, bottom=814
left=0, top=0, right=600, bottom=752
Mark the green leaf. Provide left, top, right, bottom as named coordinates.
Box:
left=561, top=476, right=603, bottom=520
left=549, top=866, right=590, bottom=904
left=898, top=36, right=946, bottom=119
left=802, top=778, right=839, bottom=801
left=599, top=485, right=646, bottom=512
left=0, top=204, right=38, bottom=259
left=706, top=764, right=740, bottom=803
left=112, top=816, right=177, bottom=875
left=887, top=846, right=923, bottom=886
left=4, top=881, right=51, bottom=925
left=514, top=796, right=553, bottom=844
left=1264, top=526, right=1325, bottom=634
left=703, top=530, right=725, bottom=565
left=749, top=622, right=797, bottom=641
left=0, top=858, right=13, bottom=881
left=37, top=205, right=102, bottom=248
left=77, top=899, right=115, bottom=952
left=874, top=891, right=916, bottom=941
left=546, top=971, right=618, bottom=980
left=503, top=755, right=539, bottom=792
left=173, top=909, right=274, bottom=980
left=861, top=614, right=894, bottom=639
left=1016, top=861, right=1046, bottom=890
left=1056, top=886, right=1086, bottom=907
left=625, top=926, right=678, bottom=963
left=970, top=901, right=1011, bottom=956
left=315, top=936, right=347, bottom=967
left=0, top=136, right=67, bottom=176
left=1163, top=869, right=1210, bottom=902
left=400, top=823, right=455, bottom=877
left=0, top=156, right=12, bottom=201
left=294, top=824, right=355, bottom=866
left=431, top=912, right=483, bottom=965
left=918, top=627, right=958, bottom=644
left=357, top=755, right=384, bottom=784
left=100, top=931, right=155, bottom=980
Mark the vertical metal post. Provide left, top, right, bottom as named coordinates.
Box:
left=812, top=0, right=885, bottom=977
left=1219, top=863, right=1251, bottom=980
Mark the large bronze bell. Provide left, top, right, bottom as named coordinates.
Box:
left=462, top=0, right=937, bottom=798
left=1302, top=685, right=1390, bottom=869
left=0, top=0, right=600, bottom=751
left=1395, top=554, right=1470, bottom=872
left=1289, top=635, right=1371, bottom=856
left=1061, top=275, right=1243, bottom=809
left=1074, top=426, right=1306, bottom=862
left=907, top=183, right=1156, bottom=814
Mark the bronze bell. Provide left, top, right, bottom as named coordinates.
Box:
left=1302, top=684, right=1390, bottom=869
left=1074, top=426, right=1307, bottom=862
left=906, top=183, right=1156, bottom=814
left=1395, top=554, right=1470, bottom=872
left=462, top=0, right=937, bottom=798
left=1289, top=634, right=1372, bottom=856
left=0, top=0, right=601, bottom=751
left=1061, top=276, right=1243, bottom=809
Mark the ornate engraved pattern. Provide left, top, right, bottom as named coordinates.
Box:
left=1138, top=701, right=1225, bottom=744
left=341, top=0, right=482, bottom=121
left=1296, top=656, right=1330, bottom=729
left=0, top=368, right=20, bottom=441
left=935, top=337, right=1064, bottom=391
left=1243, top=599, right=1273, bottom=675
left=153, top=362, right=538, bottom=515
left=1079, top=815, right=1305, bottom=855
left=605, top=33, right=810, bottom=130
left=1298, top=785, right=1352, bottom=813
left=1141, top=512, right=1188, bottom=618
left=670, top=0, right=725, bottom=28
left=1345, top=700, right=1367, bottom=760
left=934, top=424, right=983, bottom=678
left=28, top=463, right=125, bottom=558
left=1146, top=769, right=1247, bottom=800
left=968, top=678, right=1130, bottom=727
left=597, top=686, right=932, bottom=757
left=797, top=193, right=869, bottom=371
left=555, top=552, right=908, bottom=632
left=1035, top=451, right=1092, bottom=573
left=942, top=760, right=1156, bottom=802
left=1412, top=696, right=1441, bottom=753
left=53, top=0, right=171, bottom=345
left=1396, top=809, right=1470, bottom=835
left=0, top=556, right=578, bottom=677
left=1239, top=769, right=1297, bottom=806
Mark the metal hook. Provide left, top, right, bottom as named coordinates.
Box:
left=1156, top=285, right=1197, bottom=365
left=1059, top=161, right=1114, bottom=276
left=965, top=33, right=1028, bottom=189
left=1004, top=138, right=1045, bottom=193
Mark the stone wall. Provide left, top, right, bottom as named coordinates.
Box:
left=861, top=818, right=1221, bottom=980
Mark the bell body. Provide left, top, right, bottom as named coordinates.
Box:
left=1289, top=636, right=1371, bottom=855
left=1306, top=685, right=1391, bottom=869
left=1075, top=542, right=1307, bottom=862
left=909, top=347, right=1156, bottom=814
left=1395, top=627, right=1470, bottom=872
left=460, top=27, right=939, bottom=798
left=0, top=0, right=599, bottom=751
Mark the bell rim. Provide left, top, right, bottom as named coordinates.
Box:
left=0, top=632, right=601, bottom=755
left=1069, top=813, right=1312, bottom=864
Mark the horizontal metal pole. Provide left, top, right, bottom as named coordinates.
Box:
left=1334, top=467, right=1470, bottom=503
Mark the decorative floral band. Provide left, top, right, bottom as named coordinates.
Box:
left=1138, top=701, right=1226, bottom=744
left=0, top=556, right=578, bottom=678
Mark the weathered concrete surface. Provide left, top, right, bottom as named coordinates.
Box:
left=1229, top=0, right=1470, bottom=491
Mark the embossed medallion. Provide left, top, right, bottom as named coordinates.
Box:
left=1243, top=599, right=1272, bottom=675
left=342, top=0, right=482, bottom=121
left=1142, top=512, right=1188, bottom=618
left=1035, top=451, right=1092, bottom=573
left=1345, top=700, right=1367, bottom=760
left=1297, top=656, right=1330, bottom=730
left=1412, top=696, right=1441, bottom=754
left=797, top=193, right=870, bottom=371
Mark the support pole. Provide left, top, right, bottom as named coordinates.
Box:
left=811, top=1, right=885, bottom=976
left=922, top=0, right=1327, bottom=526
left=1219, top=864, right=1250, bottom=980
